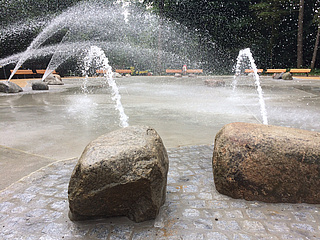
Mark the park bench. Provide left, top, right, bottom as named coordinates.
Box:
left=245, top=69, right=263, bottom=74
left=266, top=69, right=287, bottom=74
left=96, top=69, right=132, bottom=74
left=186, top=69, right=203, bottom=74
left=36, top=69, right=58, bottom=75
left=96, top=69, right=108, bottom=74
left=115, top=69, right=132, bottom=74
left=96, top=69, right=106, bottom=74
left=187, top=69, right=203, bottom=73
left=166, top=69, right=183, bottom=74
left=10, top=69, right=35, bottom=79
left=289, top=69, right=311, bottom=76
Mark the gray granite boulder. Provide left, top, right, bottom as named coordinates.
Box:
left=272, top=72, right=284, bottom=79
left=0, top=81, right=23, bottom=93
left=32, top=81, right=49, bottom=90
left=68, top=125, right=169, bottom=222
left=212, top=122, right=320, bottom=203
left=43, top=74, right=64, bottom=85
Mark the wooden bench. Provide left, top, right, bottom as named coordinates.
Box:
left=36, top=69, right=57, bottom=75
left=186, top=69, right=203, bottom=74
left=266, top=69, right=287, bottom=74
left=10, top=69, right=35, bottom=78
left=96, top=69, right=132, bottom=75
left=166, top=69, right=203, bottom=74
left=166, top=69, right=183, bottom=74
left=245, top=69, right=263, bottom=74
left=290, top=69, right=311, bottom=76
left=115, top=69, right=132, bottom=74
left=96, top=69, right=108, bottom=74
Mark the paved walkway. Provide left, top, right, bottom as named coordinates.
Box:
left=1, top=145, right=319, bottom=239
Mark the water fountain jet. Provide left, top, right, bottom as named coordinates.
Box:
left=82, top=45, right=129, bottom=128
left=232, top=48, right=268, bottom=125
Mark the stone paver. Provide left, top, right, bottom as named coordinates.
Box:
left=1, top=145, right=320, bottom=239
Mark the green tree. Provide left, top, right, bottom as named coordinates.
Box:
left=250, top=0, right=294, bottom=67
left=311, top=3, right=320, bottom=69
left=297, top=0, right=305, bottom=67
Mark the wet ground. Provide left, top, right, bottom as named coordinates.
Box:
left=0, top=75, right=320, bottom=239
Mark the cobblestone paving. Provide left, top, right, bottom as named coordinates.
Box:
left=0, top=145, right=320, bottom=239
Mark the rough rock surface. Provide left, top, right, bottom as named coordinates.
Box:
left=68, top=125, right=169, bottom=223
left=282, top=72, right=293, bottom=80
left=212, top=122, right=320, bottom=203
left=32, top=81, right=49, bottom=90
left=0, top=81, right=23, bottom=93
left=113, top=72, right=122, bottom=78
left=272, top=72, right=285, bottom=79
left=43, top=74, right=64, bottom=85
left=204, top=79, right=226, bottom=87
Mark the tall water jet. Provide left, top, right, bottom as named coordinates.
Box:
left=7, top=13, right=70, bottom=81
left=83, top=46, right=129, bottom=128
left=233, top=48, right=268, bottom=125
left=2, top=1, right=207, bottom=80
left=41, top=30, right=73, bottom=82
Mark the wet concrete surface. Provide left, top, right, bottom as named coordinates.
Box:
left=1, top=76, right=319, bottom=161
left=1, top=75, right=320, bottom=189
left=0, top=75, right=320, bottom=239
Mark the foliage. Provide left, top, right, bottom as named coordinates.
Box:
left=1, top=0, right=320, bottom=74
left=142, top=0, right=320, bottom=70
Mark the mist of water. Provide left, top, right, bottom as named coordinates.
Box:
left=3, top=1, right=205, bottom=79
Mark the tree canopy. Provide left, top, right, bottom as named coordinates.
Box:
left=0, top=0, right=319, bottom=75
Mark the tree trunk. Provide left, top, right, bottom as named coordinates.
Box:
left=297, top=0, right=304, bottom=68
left=311, top=25, right=320, bottom=69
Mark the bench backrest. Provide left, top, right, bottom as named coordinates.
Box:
left=115, top=69, right=132, bottom=74
left=245, top=69, right=263, bottom=73
left=289, top=69, right=311, bottom=73
left=166, top=69, right=183, bottom=73
left=266, top=69, right=286, bottom=73
left=96, top=69, right=108, bottom=74
left=36, top=69, right=57, bottom=74
left=10, top=70, right=34, bottom=74
left=186, top=69, right=203, bottom=73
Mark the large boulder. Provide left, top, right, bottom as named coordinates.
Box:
left=68, top=126, right=169, bottom=223
left=113, top=72, right=122, bottom=78
left=282, top=72, right=293, bottom=80
left=212, top=122, right=320, bottom=203
left=0, top=81, right=23, bottom=93
left=32, top=81, right=49, bottom=90
left=43, top=74, right=64, bottom=85
left=272, top=72, right=284, bottom=79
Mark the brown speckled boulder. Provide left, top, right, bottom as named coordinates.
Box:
left=212, top=122, right=320, bottom=203
left=68, top=126, right=169, bottom=222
